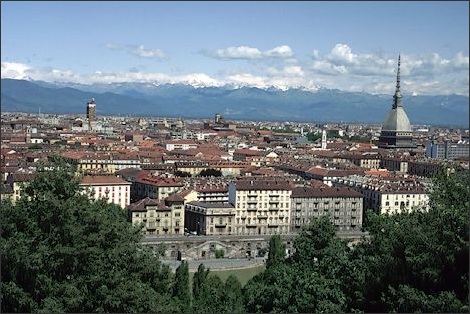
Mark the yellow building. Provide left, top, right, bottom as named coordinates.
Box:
left=128, top=197, right=184, bottom=235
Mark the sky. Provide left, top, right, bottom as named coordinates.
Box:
left=1, top=1, right=469, bottom=96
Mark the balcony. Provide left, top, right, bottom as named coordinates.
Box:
left=268, top=224, right=279, bottom=228
left=246, top=224, right=257, bottom=228
left=215, top=223, right=227, bottom=228
left=247, top=207, right=258, bottom=212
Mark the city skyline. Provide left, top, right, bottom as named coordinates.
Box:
left=1, top=1, right=469, bottom=96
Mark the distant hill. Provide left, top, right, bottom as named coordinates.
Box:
left=1, top=79, right=468, bottom=127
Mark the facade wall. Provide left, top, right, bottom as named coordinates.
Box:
left=81, top=183, right=131, bottom=208
left=185, top=202, right=235, bottom=236
left=131, top=205, right=183, bottom=235
left=229, top=185, right=292, bottom=236
left=290, top=195, right=363, bottom=232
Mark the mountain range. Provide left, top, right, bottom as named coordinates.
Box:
left=1, top=78, right=468, bottom=127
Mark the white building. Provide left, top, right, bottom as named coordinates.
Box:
left=228, top=180, right=293, bottom=235
left=332, top=174, right=429, bottom=214
left=80, top=175, right=131, bottom=209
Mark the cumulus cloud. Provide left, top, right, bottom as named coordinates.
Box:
left=207, top=45, right=294, bottom=60
left=267, top=65, right=304, bottom=77
left=2, top=44, right=468, bottom=96
left=328, top=43, right=357, bottom=64
left=264, top=45, right=294, bottom=58
left=212, top=46, right=263, bottom=60
left=104, top=43, right=166, bottom=59
left=1, top=62, right=31, bottom=79
left=129, top=45, right=166, bottom=58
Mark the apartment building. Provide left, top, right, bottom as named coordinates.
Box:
left=290, top=186, right=364, bottom=232
left=132, top=174, right=183, bottom=201
left=426, top=140, right=469, bottom=160
left=80, top=175, right=131, bottom=209
left=380, top=156, right=409, bottom=173
left=341, top=153, right=381, bottom=169
left=228, top=180, right=293, bottom=235
left=128, top=197, right=184, bottom=235
left=185, top=201, right=236, bottom=235
left=194, top=185, right=229, bottom=203
left=62, top=151, right=141, bottom=174
left=6, top=172, right=36, bottom=203
left=165, top=140, right=198, bottom=151
left=333, top=174, right=429, bottom=214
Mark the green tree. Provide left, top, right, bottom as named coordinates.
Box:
left=199, top=168, right=222, bottom=177
left=223, top=275, right=244, bottom=313
left=192, top=263, right=209, bottom=306
left=266, top=234, right=285, bottom=269
left=352, top=170, right=469, bottom=313
left=172, top=260, right=190, bottom=312
left=1, top=157, right=176, bottom=313
left=306, top=132, right=321, bottom=142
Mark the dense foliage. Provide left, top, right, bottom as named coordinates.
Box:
left=243, top=170, right=469, bottom=312
left=199, top=168, right=222, bottom=177
left=2, top=159, right=468, bottom=313
left=1, top=159, right=177, bottom=313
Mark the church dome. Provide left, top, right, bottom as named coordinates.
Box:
left=382, top=107, right=411, bottom=131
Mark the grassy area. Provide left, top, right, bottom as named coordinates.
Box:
left=189, top=263, right=265, bottom=287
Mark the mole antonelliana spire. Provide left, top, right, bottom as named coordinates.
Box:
left=378, top=55, right=416, bottom=149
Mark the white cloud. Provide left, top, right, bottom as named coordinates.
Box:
left=264, top=45, right=294, bottom=58
left=267, top=65, right=304, bottom=77
left=208, top=45, right=294, bottom=60
left=104, top=43, right=121, bottom=50
left=312, top=60, right=347, bottom=75
left=1, top=62, right=31, bottom=79
left=328, top=43, right=357, bottom=64
left=2, top=44, right=468, bottom=96
left=104, top=43, right=166, bottom=59
left=452, top=51, right=469, bottom=68
left=213, top=46, right=263, bottom=59
left=130, top=45, right=166, bottom=58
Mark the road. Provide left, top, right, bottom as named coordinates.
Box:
left=161, top=257, right=266, bottom=271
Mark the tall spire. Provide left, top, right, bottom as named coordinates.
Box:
left=392, top=54, right=403, bottom=109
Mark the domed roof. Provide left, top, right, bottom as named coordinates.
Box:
left=382, top=107, right=411, bottom=131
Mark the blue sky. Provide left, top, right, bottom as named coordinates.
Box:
left=1, top=1, right=469, bottom=95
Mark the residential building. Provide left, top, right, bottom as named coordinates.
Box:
left=132, top=174, right=183, bottom=201
left=290, top=186, right=364, bottom=232
left=80, top=175, right=131, bottom=209
left=128, top=197, right=183, bottom=235
left=228, top=180, right=293, bottom=235
left=426, top=140, right=469, bottom=160
left=185, top=201, right=236, bottom=235
left=333, top=174, right=429, bottom=214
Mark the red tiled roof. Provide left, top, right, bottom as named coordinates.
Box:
left=291, top=186, right=363, bottom=198
left=80, top=175, right=131, bottom=185
left=233, top=180, right=293, bottom=191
